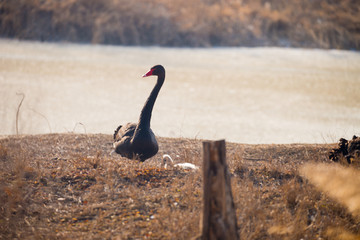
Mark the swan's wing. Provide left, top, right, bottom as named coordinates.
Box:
left=113, top=123, right=137, bottom=159
left=174, top=163, right=199, bottom=170
left=113, top=123, right=136, bottom=142
left=113, top=135, right=133, bottom=158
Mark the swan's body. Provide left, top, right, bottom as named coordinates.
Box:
left=113, top=65, right=165, bottom=162
left=162, top=154, right=199, bottom=170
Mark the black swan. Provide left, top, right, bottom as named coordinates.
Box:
left=113, top=65, right=165, bottom=161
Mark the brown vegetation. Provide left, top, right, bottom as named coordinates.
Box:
left=329, top=135, right=360, bottom=167
left=0, top=0, right=359, bottom=49
left=300, top=163, right=360, bottom=218
left=1, top=134, right=359, bottom=239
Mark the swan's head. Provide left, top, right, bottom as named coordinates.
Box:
left=143, top=65, right=165, bottom=77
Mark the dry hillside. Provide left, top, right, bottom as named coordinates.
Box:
left=1, top=134, right=359, bottom=239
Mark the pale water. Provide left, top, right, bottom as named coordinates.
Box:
left=1, top=39, right=359, bottom=143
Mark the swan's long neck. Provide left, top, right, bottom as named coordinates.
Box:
left=162, top=154, right=174, bottom=168
left=138, top=73, right=165, bottom=129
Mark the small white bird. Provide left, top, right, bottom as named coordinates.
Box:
left=162, top=154, right=199, bottom=170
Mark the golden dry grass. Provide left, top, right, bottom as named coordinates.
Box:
left=1, top=134, right=359, bottom=239
left=300, top=163, right=360, bottom=218
left=0, top=0, right=358, bottom=49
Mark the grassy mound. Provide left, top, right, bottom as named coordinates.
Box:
left=0, top=134, right=359, bottom=239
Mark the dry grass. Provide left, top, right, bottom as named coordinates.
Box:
left=300, top=163, right=360, bottom=218
left=0, top=0, right=358, bottom=49
left=0, top=134, right=359, bottom=239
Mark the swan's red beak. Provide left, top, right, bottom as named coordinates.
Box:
left=143, top=69, right=154, bottom=77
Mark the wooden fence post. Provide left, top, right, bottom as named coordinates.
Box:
left=200, top=140, right=239, bottom=240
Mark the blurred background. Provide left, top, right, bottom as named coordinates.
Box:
left=0, top=0, right=359, bottom=143
left=0, top=0, right=359, bottom=49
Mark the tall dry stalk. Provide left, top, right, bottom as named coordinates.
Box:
left=29, top=108, right=52, bottom=133
left=15, top=92, right=25, bottom=135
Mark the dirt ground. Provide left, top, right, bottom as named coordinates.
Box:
left=0, top=134, right=359, bottom=239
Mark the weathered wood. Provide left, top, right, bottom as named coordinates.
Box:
left=200, top=140, right=239, bottom=240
